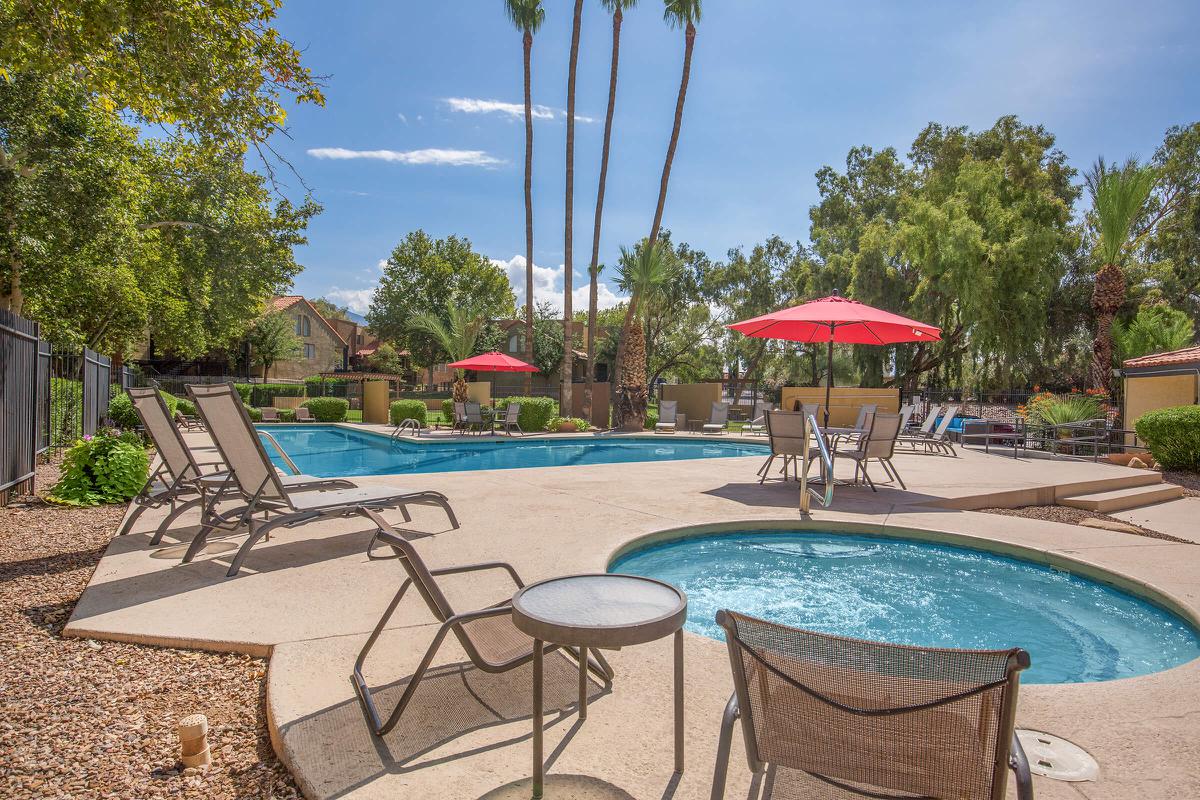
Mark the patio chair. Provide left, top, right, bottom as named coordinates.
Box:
left=758, top=411, right=822, bottom=484
left=835, top=411, right=907, bottom=491
left=703, top=402, right=730, bottom=435
left=260, top=407, right=280, bottom=423
left=743, top=402, right=775, bottom=435
left=464, top=401, right=488, bottom=435
left=185, top=383, right=459, bottom=577
left=897, top=403, right=915, bottom=431
left=829, top=403, right=876, bottom=450
left=655, top=400, right=682, bottom=434
left=498, top=402, right=523, bottom=436
left=903, top=403, right=941, bottom=437
left=352, top=509, right=613, bottom=736
left=899, top=404, right=959, bottom=456
left=710, top=610, right=1032, bottom=800
left=176, top=410, right=205, bottom=432
left=118, top=387, right=353, bottom=544
left=294, top=406, right=316, bottom=423
left=452, top=401, right=467, bottom=434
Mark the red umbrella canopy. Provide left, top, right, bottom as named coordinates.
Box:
left=446, top=351, right=539, bottom=372
left=728, top=295, right=941, bottom=344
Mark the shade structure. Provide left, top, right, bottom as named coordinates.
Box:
left=727, top=295, right=941, bottom=427
left=446, top=352, right=539, bottom=372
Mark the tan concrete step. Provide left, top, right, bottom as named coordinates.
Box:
left=1059, top=482, right=1184, bottom=513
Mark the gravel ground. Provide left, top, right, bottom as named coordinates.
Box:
left=1162, top=469, right=1200, bottom=497
left=977, top=504, right=1195, bottom=544
left=0, top=461, right=300, bottom=799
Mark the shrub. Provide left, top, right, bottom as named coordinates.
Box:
left=441, top=399, right=454, bottom=421
left=279, top=409, right=296, bottom=422
left=174, top=397, right=196, bottom=416
left=47, top=431, right=150, bottom=506
left=107, top=390, right=177, bottom=429
left=545, top=416, right=590, bottom=433
left=496, top=396, right=558, bottom=432
left=244, top=404, right=263, bottom=422
left=301, top=397, right=349, bottom=422
left=233, top=383, right=253, bottom=404
left=233, top=382, right=306, bottom=406
left=644, top=408, right=658, bottom=430
left=1135, top=406, right=1200, bottom=470
left=390, top=399, right=428, bottom=426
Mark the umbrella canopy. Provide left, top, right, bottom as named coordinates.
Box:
left=447, top=351, right=539, bottom=372
left=727, top=295, right=941, bottom=427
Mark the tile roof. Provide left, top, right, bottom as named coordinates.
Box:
left=267, top=295, right=347, bottom=345
left=1123, top=345, right=1200, bottom=369
left=270, top=295, right=304, bottom=312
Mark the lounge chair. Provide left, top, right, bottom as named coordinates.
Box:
left=259, top=407, right=280, bottom=422
left=710, top=610, right=1032, bottom=800
left=118, top=387, right=352, bottom=544
left=897, top=403, right=915, bottom=431
left=757, top=410, right=823, bottom=484
left=904, top=403, right=941, bottom=436
left=498, top=402, right=523, bottom=436
left=294, top=406, right=316, bottom=423
left=655, top=400, right=682, bottom=434
left=899, top=403, right=959, bottom=456
left=352, top=509, right=613, bottom=736
left=828, top=403, right=876, bottom=450
left=702, top=402, right=730, bottom=435
left=743, top=402, right=775, bottom=435
left=835, top=411, right=907, bottom=491
left=176, top=410, right=205, bottom=432
left=185, top=383, right=459, bottom=577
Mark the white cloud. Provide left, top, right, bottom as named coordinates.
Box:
left=491, top=254, right=624, bottom=314
left=443, top=97, right=596, bottom=124
left=325, top=287, right=375, bottom=315
left=306, top=147, right=505, bottom=167
left=397, top=113, right=409, bottom=125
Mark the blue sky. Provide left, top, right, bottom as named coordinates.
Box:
left=269, top=0, right=1200, bottom=316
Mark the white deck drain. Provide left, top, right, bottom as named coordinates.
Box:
left=1016, top=729, right=1099, bottom=781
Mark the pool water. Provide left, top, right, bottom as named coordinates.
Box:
left=257, top=425, right=769, bottom=476
left=609, top=531, right=1200, bottom=684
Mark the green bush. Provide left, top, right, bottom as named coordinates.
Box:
left=233, top=383, right=253, bottom=404
left=47, top=431, right=150, bottom=506
left=390, top=399, right=428, bottom=426
left=50, top=378, right=82, bottom=447
left=279, top=409, right=296, bottom=422
left=244, top=404, right=263, bottom=422
left=441, top=399, right=455, bottom=421
left=174, top=396, right=196, bottom=416
left=644, top=408, right=658, bottom=430
left=545, top=416, right=590, bottom=433
left=496, top=396, right=558, bottom=432
left=1135, top=405, right=1200, bottom=470
left=107, top=390, right=177, bottom=430
left=301, top=397, right=349, bottom=422
left=233, top=382, right=306, bottom=406
left=304, top=375, right=350, bottom=395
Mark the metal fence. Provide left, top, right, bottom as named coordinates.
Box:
left=0, top=309, right=45, bottom=499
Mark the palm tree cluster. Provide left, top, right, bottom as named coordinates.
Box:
left=504, top=0, right=703, bottom=430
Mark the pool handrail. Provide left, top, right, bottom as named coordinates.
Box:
left=800, top=412, right=834, bottom=512
left=256, top=429, right=303, bottom=476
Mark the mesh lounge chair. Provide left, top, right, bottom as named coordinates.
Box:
left=352, top=509, right=613, bottom=736
left=452, top=402, right=467, bottom=434
left=118, top=387, right=352, bottom=543
left=703, top=402, right=730, bottom=435
left=655, top=400, right=682, bottom=434
left=757, top=411, right=823, bottom=484
left=498, top=403, right=523, bottom=436
left=743, top=402, right=775, bottom=435
left=897, top=403, right=915, bottom=431
left=829, top=403, right=876, bottom=450
left=185, top=383, right=459, bottom=577
left=899, top=404, right=959, bottom=456
left=464, top=402, right=488, bottom=435
left=711, top=609, right=1032, bottom=800
left=260, top=407, right=280, bottom=422
left=835, top=411, right=907, bottom=491
left=176, top=410, right=205, bottom=432
left=294, top=406, right=316, bottom=423
left=903, top=403, right=941, bottom=437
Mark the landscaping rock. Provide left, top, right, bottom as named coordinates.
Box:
left=1078, top=517, right=1145, bottom=535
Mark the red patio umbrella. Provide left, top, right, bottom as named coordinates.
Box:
left=446, top=351, right=539, bottom=402
left=728, top=294, right=941, bottom=427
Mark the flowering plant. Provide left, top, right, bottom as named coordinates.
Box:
left=48, top=430, right=149, bottom=506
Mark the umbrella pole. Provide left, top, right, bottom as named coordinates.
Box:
left=824, top=339, right=833, bottom=429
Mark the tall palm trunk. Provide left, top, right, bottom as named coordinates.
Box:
left=1090, top=262, right=1125, bottom=393
left=584, top=6, right=624, bottom=427
left=561, top=0, right=583, bottom=415
left=614, top=19, right=696, bottom=428
left=522, top=29, right=535, bottom=395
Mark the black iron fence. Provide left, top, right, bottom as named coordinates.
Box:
left=0, top=309, right=45, bottom=500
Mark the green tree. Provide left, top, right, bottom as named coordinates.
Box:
left=1086, top=159, right=1158, bottom=392
left=311, top=298, right=352, bottom=321
left=614, top=241, right=676, bottom=429
left=367, top=230, right=515, bottom=368
left=504, top=0, right=545, bottom=393
left=584, top=0, right=638, bottom=422
left=248, top=311, right=301, bottom=380
left=409, top=304, right=484, bottom=402
left=367, top=342, right=407, bottom=375
left=1138, top=123, right=1200, bottom=325
left=1114, top=305, right=1195, bottom=363
left=477, top=301, right=564, bottom=375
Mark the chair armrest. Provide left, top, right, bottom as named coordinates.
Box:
left=1009, top=732, right=1033, bottom=800
left=447, top=603, right=515, bottom=625
left=429, top=561, right=525, bottom=589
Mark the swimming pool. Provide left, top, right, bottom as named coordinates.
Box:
left=257, top=425, right=769, bottom=476
left=610, top=530, right=1200, bottom=684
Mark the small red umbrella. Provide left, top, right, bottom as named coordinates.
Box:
left=728, top=294, right=941, bottom=427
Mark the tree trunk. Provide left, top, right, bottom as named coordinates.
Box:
left=614, top=20, right=696, bottom=430
left=584, top=7, right=623, bottom=428
left=522, top=30, right=536, bottom=395
left=561, top=0, right=583, bottom=416
left=1090, top=262, right=1125, bottom=394
left=617, top=321, right=648, bottom=431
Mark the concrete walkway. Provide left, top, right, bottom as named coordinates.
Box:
left=65, top=435, right=1200, bottom=799
left=1114, top=497, right=1200, bottom=544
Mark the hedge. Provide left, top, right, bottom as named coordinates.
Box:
left=1135, top=405, right=1200, bottom=470
left=300, top=397, right=349, bottom=422
left=234, top=382, right=306, bottom=407
left=244, top=404, right=263, bottom=422
left=108, top=390, right=178, bottom=430
left=546, top=416, right=590, bottom=433
left=174, top=396, right=196, bottom=416
left=390, top=399, right=428, bottom=426
left=496, top=396, right=558, bottom=432
left=441, top=399, right=455, bottom=421
left=644, top=407, right=658, bottom=430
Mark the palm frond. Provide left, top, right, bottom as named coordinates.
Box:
left=1115, top=306, right=1196, bottom=362
left=601, top=0, right=639, bottom=12
left=663, top=0, right=701, bottom=28
left=504, top=0, right=545, bottom=33
left=1090, top=159, right=1158, bottom=266
left=409, top=304, right=483, bottom=364
left=616, top=241, right=677, bottom=308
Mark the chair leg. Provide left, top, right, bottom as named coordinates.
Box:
left=884, top=458, right=906, bottom=490
left=117, top=500, right=152, bottom=536
left=860, top=461, right=877, bottom=492
left=1010, top=733, right=1033, bottom=800
left=149, top=495, right=203, bottom=546
left=710, top=694, right=740, bottom=800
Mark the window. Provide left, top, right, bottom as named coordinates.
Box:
left=304, top=343, right=316, bottom=360
left=295, top=314, right=311, bottom=337
left=507, top=333, right=522, bottom=353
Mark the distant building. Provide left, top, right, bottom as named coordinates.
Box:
left=262, top=296, right=349, bottom=380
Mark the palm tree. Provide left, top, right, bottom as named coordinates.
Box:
left=1087, top=159, right=1158, bottom=393
left=613, top=0, right=701, bottom=427
left=561, top=0, right=584, bottom=415
left=614, top=241, right=676, bottom=429
left=584, top=0, right=638, bottom=426
left=504, top=0, right=545, bottom=394
left=409, top=304, right=484, bottom=403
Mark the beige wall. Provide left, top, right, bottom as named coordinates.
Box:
left=662, top=383, right=722, bottom=424
left=1123, top=374, right=1197, bottom=441
left=466, top=381, right=491, bottom=406
left=271, top=396, right=304, bottom=410
left=363, top=381, right=390, bottom=424
left=267, top=303, right=345, bottom=381
left=780, top=387, right=900, bottom=427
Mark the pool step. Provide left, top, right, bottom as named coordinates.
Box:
left=1059, top=482, right=1184, bottom=513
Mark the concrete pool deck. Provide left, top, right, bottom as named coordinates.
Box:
left=65, top=435, right=1200, bottom=799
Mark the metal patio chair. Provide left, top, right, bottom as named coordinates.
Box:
left=758, top=411, right=822, bottom=484
left=711, top=609, right=1032, bottom=800
left=743, top=402, right=775, bottom=435
left=703, top=402, right=730, bottom=435
left=498, top=402, right=523, bottom=436
left=185, top=383, right=459, bottom=577
left=656, top=400, right=681, bottom=434
left=260, top=407, right=280, bottom=422
left=294, top=406, right=316, bottom=423
left=835, top=411, right=907, bottom=491
left=352, top=509, right=613, bottom=736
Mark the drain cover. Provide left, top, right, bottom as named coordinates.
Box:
left=1016, top=729, right=1099, bottom=781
